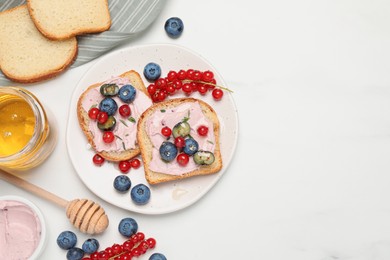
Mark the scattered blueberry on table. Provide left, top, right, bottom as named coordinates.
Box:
left=57, top=231, right=77, bottom=250
left=165, top=17, right=184, bottom=38
left=118, top=217, right=138, bottom=237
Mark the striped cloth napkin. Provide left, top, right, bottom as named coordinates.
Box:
left=0, top=0, right=166, bottom=85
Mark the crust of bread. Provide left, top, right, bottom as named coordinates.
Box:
left=27, top=0, right=111, bottom=40
left=77, top=70, right=150, bottom=161
left=0, top=5, right=78, bottom=83
left=137, top=98, right=223, bottom=185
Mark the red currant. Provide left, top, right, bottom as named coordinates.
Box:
left=104, top=247, right=114, bottom=257
left=167, top=71, right=177, bottom=81
left=130, top=158, right=141, bottom=169
left=212, top=88, right=224, bottom=100
left=202, top=70, right=214, bottom=82
left=190, top=81, right=198, bottom=91
left=152, top=92, right=160, bottom=103
left=93, top=154, right=105, bottom=166
left=197, top=125, right=209, bottom=136
left=119, top=253, right=133, bottom=260
left=186, top=69, right=195, bottom=80
left=157, top=90, right=167, bottom=102
left=193, top=70, right=202, bottom=81
left=122, top=240, right=134, bottom=251
left=177, top=69, right=187, bottom=80
left=97, top=111, right=109, bottom=124
left=119, top=160, right=131, bottom=173
left=147, top=84, right=157, bottom=95
left=172, top=79, right=182, bottom=90
left=182, top=83, right=192, bottom=94
left=119, top=104, right=131, bottom=117
left=136, top=232, right=145, bottom=241
left=198, top=84, right=208, bottom=95
left=177, top=153, right=190, bottom=166
left=103, top=131, right=115, bottom=143
left=166, top=84, right=176, bottom=95
left=88, top=107, right=100, bottom=120
left=156, top=78, right=167, bottom=89
left=174, top=136, right=186, bottom=148
left=131, top=248, right=141, bottom=257
left=112, top=244, right=123, bottom=255
left=161, top=126, right=172, bottom=137
left=90, top=252, right=99, bottom=260
left=137, top=241, right=148, bottom=254
left=207, top=78, right=217, bottom=89
left=98, top=251, right=110, bottom=259
left=146, top=238, right=156, bottom=249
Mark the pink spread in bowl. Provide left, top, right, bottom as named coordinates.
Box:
left=0, top=196, right=46, bottom=260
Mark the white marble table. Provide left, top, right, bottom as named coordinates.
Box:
left=2, top=0, right=390, bottom=259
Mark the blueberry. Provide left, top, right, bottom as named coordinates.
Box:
left=99, top=97, right=118, bottom=116
left=183, top=138, right=199, bottom=156
left=131, top=184, right=151, bottom=205
left=66, top=247, right=84, bottom=260
left=118, top=85, right=136, bottom=103
left=164, top=17, right=184, bottom=38
left=82, top=238, right=99, bottom=254
left=144, top=62, right=161, bottom=81
left=118, top=217, right=138, bottom=237
left=149, top=253, right=167, bottom=260
left=113, top=175, right=132, bottom=192
left=57, top=230, right=77, bottom=250
left=159, top=141, right=178, bottom=162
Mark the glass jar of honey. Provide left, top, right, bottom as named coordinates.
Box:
left=0, top=87, right=57, bottom=171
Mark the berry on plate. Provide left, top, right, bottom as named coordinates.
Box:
left=131, top=184, right=151, bottom=205
left=144, top=62, right=162, bottom=81
left=113, top=175, right=132, bottom=192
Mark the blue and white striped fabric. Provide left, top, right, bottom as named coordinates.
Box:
left=0, top=0, right=166, bottom=85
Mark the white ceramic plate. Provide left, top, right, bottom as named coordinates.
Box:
left=66, top=44, right=238, bottom=214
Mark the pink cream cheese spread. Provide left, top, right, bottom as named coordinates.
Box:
left=81, top=77, right=152, bottom=152
left=146, top=101, right=215, bottom=175
left=0, top=200, right=42, bottom=260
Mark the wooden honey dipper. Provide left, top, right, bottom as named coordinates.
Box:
left=0, top=168, right=109, bottom=234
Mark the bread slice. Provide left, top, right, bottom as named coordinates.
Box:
left=27, top=0, right=111, bottom=40
left=77, top=70, right=152, bottom=161
left=0, top=5, right=77, bottom=83
left=137, top=98, right=223, bottom=185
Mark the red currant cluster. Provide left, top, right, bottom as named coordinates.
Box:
left=93, top=154, right=141, bottom=174
left=147, top=69, right=227, bottom=102
left=83, top=232, right=156, bottom=260
left=88, top=104, right=132, bottom=144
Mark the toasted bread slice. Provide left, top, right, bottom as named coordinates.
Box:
left=137, top=98, right=223, bottom=185
left=0, top=5, right=77, bottom=83
left=77, top=70, right=152, bottom=161
left=27, top=0, right=111, bottom=40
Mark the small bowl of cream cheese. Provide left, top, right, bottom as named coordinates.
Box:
left=0, top=195, right=46, bottom=260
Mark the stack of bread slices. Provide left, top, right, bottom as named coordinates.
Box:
left=0, top=0, right=111, bottom=83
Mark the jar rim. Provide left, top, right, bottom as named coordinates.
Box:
left=0, top=87, right=46, bottom=161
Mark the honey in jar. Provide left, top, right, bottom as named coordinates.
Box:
left=0, top=87, right=57, bottom=171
